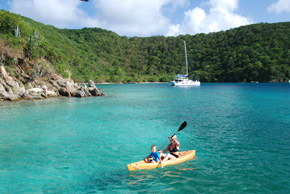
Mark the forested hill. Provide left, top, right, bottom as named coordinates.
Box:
left=1, top=10, right=290, bottom=83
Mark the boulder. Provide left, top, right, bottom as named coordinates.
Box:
left=28, top=81, right=41, bottom=89
left=87, top=80, right=104, bottom=96
left=51, top=74, right=63, bottom=81
left=88, top=80, right=96, bottom=88
left=78, top=87, right=90, bottom=97
left=7, top=94, right=20, bottom=102
left=57, top=80, right=67, bottom=87
left=0, top=93, right=20, bottom=101
left=59, top=87, right=70, bottom=97
left=2, top=83, right=13, bottom=94
left=0, top=83, right=5, bottom=93
left=0, top=65, right=8, bottom=77
left=98, top=92, right=105, bottom=96
left=49, top=80, right=61, bottom=89
left=5, top=78, right=25, bottom=95
left=27, top=88, right=43, bottom=96
left=42, top=85, right=48, bottom=96
left=13, top=84, right=26, bottom=95
left=21, top=93, right=33, bottom=100
left=46, top=90, right=58, bottom=97
left=74, top=83, right=80, bottom=90
left=1, top=67, right=25, bottom=95
left=89, top=87, right=101, bottom=96
left=20, top=88, right=45, bottom=100
left=27, top=82, right=34, bottom=89
left=35, top=79, right=48, bottom=86
left=75, top=90, right=85, bottom=97
left=65, top=81, right=77, bottom=96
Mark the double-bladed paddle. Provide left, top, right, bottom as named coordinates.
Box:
left=158, top=121, right=187, bottom=151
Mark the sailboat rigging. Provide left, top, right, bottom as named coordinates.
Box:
left=169, top=41, right=200, bottom=86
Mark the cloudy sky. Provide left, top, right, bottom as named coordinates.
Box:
left=0, top=0, right=289, bottom=37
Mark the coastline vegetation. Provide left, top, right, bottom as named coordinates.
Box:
left=1, top=10, right=290, bottom=83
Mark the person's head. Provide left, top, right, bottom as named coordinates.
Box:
left=170, top=135, right=178, bottom=144
left=151, top=145, right=157, bottom=153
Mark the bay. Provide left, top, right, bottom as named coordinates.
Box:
left=0, top=83, right=290, bottom=193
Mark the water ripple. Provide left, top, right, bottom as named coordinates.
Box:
left=1, top=83, right=290, bottom=193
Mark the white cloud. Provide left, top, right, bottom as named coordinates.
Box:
left=268, top=0, right=290, bottom=14
left=167, top=0, right=252, bottom=36
left=90, top=0, right=177, bottom=36
left=8, top=0, right=95, bottom=28
left=208, top=0, right=239, bottom=12
left=7, top=0, right=180, bottom=36
left=183, top=8, right=207, bottom=34
left=167, top=24, right=181, bottom=36
left=7, top=0, right=251, bottom=37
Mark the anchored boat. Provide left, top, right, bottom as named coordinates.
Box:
left=127, top=150, right=196, bottom=171
left=169, top=41, right=200, bottom=86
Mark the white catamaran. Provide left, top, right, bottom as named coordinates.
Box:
left=169, top=41, right=200, bottom=86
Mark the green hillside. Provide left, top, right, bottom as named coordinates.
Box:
left=1, top=10, right=290, bottom=83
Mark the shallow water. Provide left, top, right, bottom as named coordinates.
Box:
left=0, top=83, right=290, bottom=193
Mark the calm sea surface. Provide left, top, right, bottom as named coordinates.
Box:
left=0, top=83, right=290, bottom=193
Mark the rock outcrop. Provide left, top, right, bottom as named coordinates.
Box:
left=0, top=65, right=104, bottom=101
left=0, top=45, right=104, bottom=102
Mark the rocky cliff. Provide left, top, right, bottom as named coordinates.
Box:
left=0, top=66, right=104, bottom=102
left=0, top=41, right=104, bottom=102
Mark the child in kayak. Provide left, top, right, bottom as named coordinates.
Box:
left=144, top=145, right=164, bottom=168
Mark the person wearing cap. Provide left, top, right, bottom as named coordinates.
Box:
left=159, top=135, right=180, bottom=162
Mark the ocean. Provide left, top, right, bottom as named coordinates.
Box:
left=0, top=83, right=289, bottom=193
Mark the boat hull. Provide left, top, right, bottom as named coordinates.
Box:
left=169, top=80, right=200, bottom=86
left=169, top=81, right=175, bottom=86
left=127, top=150, right=196, bottom=171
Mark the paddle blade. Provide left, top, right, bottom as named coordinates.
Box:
left=178, top=121, right=187, bottom=131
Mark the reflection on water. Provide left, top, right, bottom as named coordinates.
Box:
left=82, top=159, right=198, bottom=193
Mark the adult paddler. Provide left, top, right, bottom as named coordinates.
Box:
left=158, top=135, right=180, bottom=162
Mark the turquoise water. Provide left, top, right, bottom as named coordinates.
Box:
left=0, top=83, right=290, bottom=193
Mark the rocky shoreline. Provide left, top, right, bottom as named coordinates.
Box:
left=0, top=65, right=104, bottom=102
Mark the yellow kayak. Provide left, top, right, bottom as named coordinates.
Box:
left=127, top=150, right=196, bottom=171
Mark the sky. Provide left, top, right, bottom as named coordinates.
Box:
left=0, top=0, right=289, bottom=37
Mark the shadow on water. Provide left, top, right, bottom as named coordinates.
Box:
left=81, top=158, right=198, bottom=193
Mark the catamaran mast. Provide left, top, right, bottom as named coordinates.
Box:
left=184, top=41, right=188, bottom=76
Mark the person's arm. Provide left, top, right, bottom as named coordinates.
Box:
left=160, top=144, right=169, bottom=153
left=144, top=153, right=152, bottom=162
